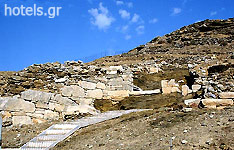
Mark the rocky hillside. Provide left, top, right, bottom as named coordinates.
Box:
left=89, top=18, right=234, bottom=66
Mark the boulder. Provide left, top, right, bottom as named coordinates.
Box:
left=12, top=116, right=32, bottom=126
left=86, top=89, right=103, bottom=99
left=4, top=98, right=35, bottom=112
left=219, top=92, right=234, bottom=99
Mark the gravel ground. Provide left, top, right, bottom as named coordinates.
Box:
left=53, top=107, right=234, bottom=150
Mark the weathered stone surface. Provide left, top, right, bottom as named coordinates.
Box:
left=161, top=80, right=168, bottom=88
left=87, top=89, right=103, bottom=99
left=55, top=78, right=67, bottom=83
left=49, top=103, right=65, bottom=112
left=79, top=81, right=96, bottom=90
left=64, top=104, right=80, bottom=115
left=77, top=104, right=98, bottom=115
left=71, top=85, right=85, bottom=98
left=184, top=99, right=201, bottom=106
left=12, top=116, right=32, bottom=126
left=0, top=97, right=10, bottom=110
left=171, top=87, right=181, bottom=93
left=192, top=84, right=201, bottom=92
left=44, top=110, right=59, bottom=120
left=32, top=118, right=46, bottom=124
left=219, top=92, right=234, bottom=99
left=182, top=85, right=189, bottom=96
left=4, top=98, right=35, bottom=112
left=21, top=90, right=54, bottom=103
left=129, top=89, right=161, bottom=95
left=36, top=102, right=49, bottom=109
left=79, top=98, right=93, bottom=105
left=168, top=79, right=176, bottom=87
left=107, top=90, right=129, bottom=99
left=162, top=87, right=172, bottom=94
left=96, top=82, right=106, bottom=90
left=54, top=94, right=75, bottom=105
left=61, top=86, right=73, bottom=97
left=202, top=99, right=233, bottom=107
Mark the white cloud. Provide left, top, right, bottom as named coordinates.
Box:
left=119, top=9, right=130, bottom=19
left=210, top=11, right=217, bottom=16
left=122, top=25, right=129, bottom=32
left=136, top=25, right=145, bottom=35
left=149, top=18, right=158, bottom=24
left=172, top=8, right=182, bottom=15
left=88, top=3, right=115, bottom=30
left=127, top=2, right=133, bottom=8
left=125, top=35, right=132, bottom=40
left=116, top=1, right=124, bottom=6
left=131, top=13, right=140, bottom=23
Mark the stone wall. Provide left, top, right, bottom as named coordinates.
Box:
left=0, top=64, right=136, bottom=126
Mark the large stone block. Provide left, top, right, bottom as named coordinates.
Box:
left=49, top=103, right=65, bottom=112
left=168, top=79, right=176, bottom=87
left=12, top=116, right=32, bottom=126
left=219, top=92, right=234, bottom=99
left=61, top=86, right=73, bottom=97
left=79, top=81, right=96, bottom=90
left=53, top=94, right=75, bottom=105
left=64, top=104, right=80, bottom=115
left=76, top=104, right=98, bottom=115
left=171, top=87, right=181, bottom=93
left=86, top=89, right=103, bottom=99
left=71, top=85, right=85, bottom=98
left=21, top=90, right=54, bottom=103
left=44, top=110, right=59, bottom=120
left=161, top=80, right=168, bottom=88
left=4, top=98, right=35, bottom=112
left=182, top=85, right=189, bottom=96
left=107, top=90, right=129, bottom=100
left=0, top=97, right=10, bottom=111
left=201, top=99, right=233, bottom=108
left=96, top=82, right=106, bottom=90
left=184, top=99, right=201, bottom=106
left=162, top=87, right=172, bottom=94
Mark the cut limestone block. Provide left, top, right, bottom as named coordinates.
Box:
left=219, top=92, right=234, bottom=99
left=201, top=99, right=233, bottom=108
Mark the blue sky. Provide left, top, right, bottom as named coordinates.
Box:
left=0, top=0, right=233, bottom=71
